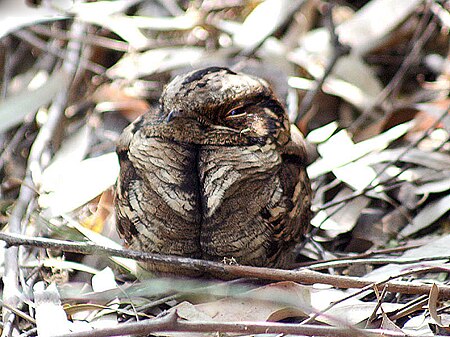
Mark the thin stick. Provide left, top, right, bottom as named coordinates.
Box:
left=349, top=6, right=437, bottom=132
left=305, top=255, right=450, bottom=271
left=295, top=3, right=351, bottom=123
left=1, top=232, right=449, bottom=298
left=1, top=20, right=85, bottom=336
left=47, top=309, right=416, bottom=337
left=317, top=103, right=450, bottom=212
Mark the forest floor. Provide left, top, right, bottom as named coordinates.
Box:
left=0, top=0, right=449, bottom=336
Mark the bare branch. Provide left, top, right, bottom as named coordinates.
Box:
left=48, top=310, right=411, bottom=337
left=1, top=19, right=86, bottom=336
left=1, top=232, right=449, bottom=298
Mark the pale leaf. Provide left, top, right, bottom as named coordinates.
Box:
left=70, top=0, right=140, bottom=16
left=39, top=152, right=119, bottom=217
left=65, top=217, right=138, bottom=275
left=0, top=69, right=68, bottom=133
left=428, top=284, right=442, bottom=326
left=92, top=267, right=117, bottom=293
left=381, top=312, right=405, bottom=333
left=0, top=0, right=64, bottom=39
left=415, top=177, right=450, bottom=194
left=400, top=194, right=450, bottom=237
left=312, top=188, right=370, bottom=234
left=333, top=162, right=378, bottom=191
left=107, top=47, right=204, bottom=79
left=337, top=0, right=422, bottom=55
left=233, top=0, right=305, bottom=52
left=364, top=234, right=450, bottom=281
left=306, top=121, right=338, bottom=144
left=34, top=282, right=71, bottom=336
left=192, top=281, right=311, bottom=322
left=308, top=122, right=412, bottom=179
left=40, top=125, right=91, bottom=189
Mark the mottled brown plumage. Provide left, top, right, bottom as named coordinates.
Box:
left=115, top=67, right=312, bottom=274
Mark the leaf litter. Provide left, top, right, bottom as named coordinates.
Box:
left=0, top=0, right=449, bottom=336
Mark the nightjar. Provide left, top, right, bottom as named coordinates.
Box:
left=115, top=67, right=312, bottom=274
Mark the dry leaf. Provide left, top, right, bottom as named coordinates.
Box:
left=0, top=69, right=69, bottom=133
left=81, top=188, right=115, bottom=233
left=400, top=194, right=450, bottom=237
left=171, top=281, right=311, bottom=325
left=39, top=152, right=119, bottom=217
left=34, top=282, right=71, bottom=336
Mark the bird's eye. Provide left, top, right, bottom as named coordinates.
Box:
left=225, top=106, right=247, bottom=119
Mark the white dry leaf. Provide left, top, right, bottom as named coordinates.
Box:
left=312, top=128, right=379, bottom=190
left=87, top=267, right=119, bottom=330
left=312, top=188, right=370, bottom=234
left=288, top=28, right=330, bottom=78
left=305, top=286, right=405, bottom=326
left=70, top=0, right=141, bottom=16
left=333, top=161, right=378, bottom=191
left=0, top=0, right=64, bottom=39
left=415, top=176, right=450, bottom=194
left=34, top=282, right=71, bottom=337
left=288, top=32, right=383, bottom=110
left=288, top=76, right=315, bottom=91
left=307, top=122, right=412, bottom=179
left=306, top=121, right=338, bottom=144
left=400, top=194, right=450, bottom=237
left=92, top=267, right=118, bottom=292
left=71, top=0, right=158, bottom=49
left=81, top=15, right=147, bottom=49
left=364, top=234, right=450, bottom=282
left=233, top=0, right=304, bottom=52
left=107, top=47, right=204, bottom=80
left=322, top=301, right=403, bottom=326
left=311, top=286, right=380, bottom=326
left=361, top=148, right=450, bottom=171
left=0, top=69, right=68, bottom=133
left=170, top=281, right=311, bottom=328
left=324, top=77, right=376, bottom=110
left=397, top=167, right=450, bottom=185
left=381, top=312, right=405, bottom=334
left=290, top=74, right=380, bottom=110
left=39, top=152, right=119, bottom=217
left=289, top=0, right=419, bottom=107
left=0, top=241, right=5, bottom=275
left=155, top=281, right=312, bottom=337
left=336, top=0, right=422, bottom=55
left=105, top=14, right=199, bottom=30
left=429, top=284, right=442, bottom=326
left=395, top=149, right=449, bottom=170
left=80, top=13, right=199, bottom=50
left=65, top=217, right=138, bottom=274
left=402, top=312, right=434, bottom=336
left=176, top=302, right=214, bottom=322
left=323, top=54, right=383, bottom=109
left=316, top=128, right=354, bottom=157
left=39, top=125, right=91, bottom=189
left=419, top=129, right=450, bottom=151
left=25, top=258, right=100, bottom=275
left=157, top=302, right=212, bottom=337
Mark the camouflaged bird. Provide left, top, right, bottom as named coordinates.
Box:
left=115, top=67, right=312, bottom=274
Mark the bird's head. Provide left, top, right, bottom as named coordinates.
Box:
left=159, top=67, right=290, bottom=146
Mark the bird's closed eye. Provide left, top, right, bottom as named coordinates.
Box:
left=225, top=106, right=247, bottom=120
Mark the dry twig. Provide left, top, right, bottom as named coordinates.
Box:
left=1, top=232, right=449, bottom=298
left=48, top=310, right=412, bottom=337
left=1, top=20, right=85, bottom=336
